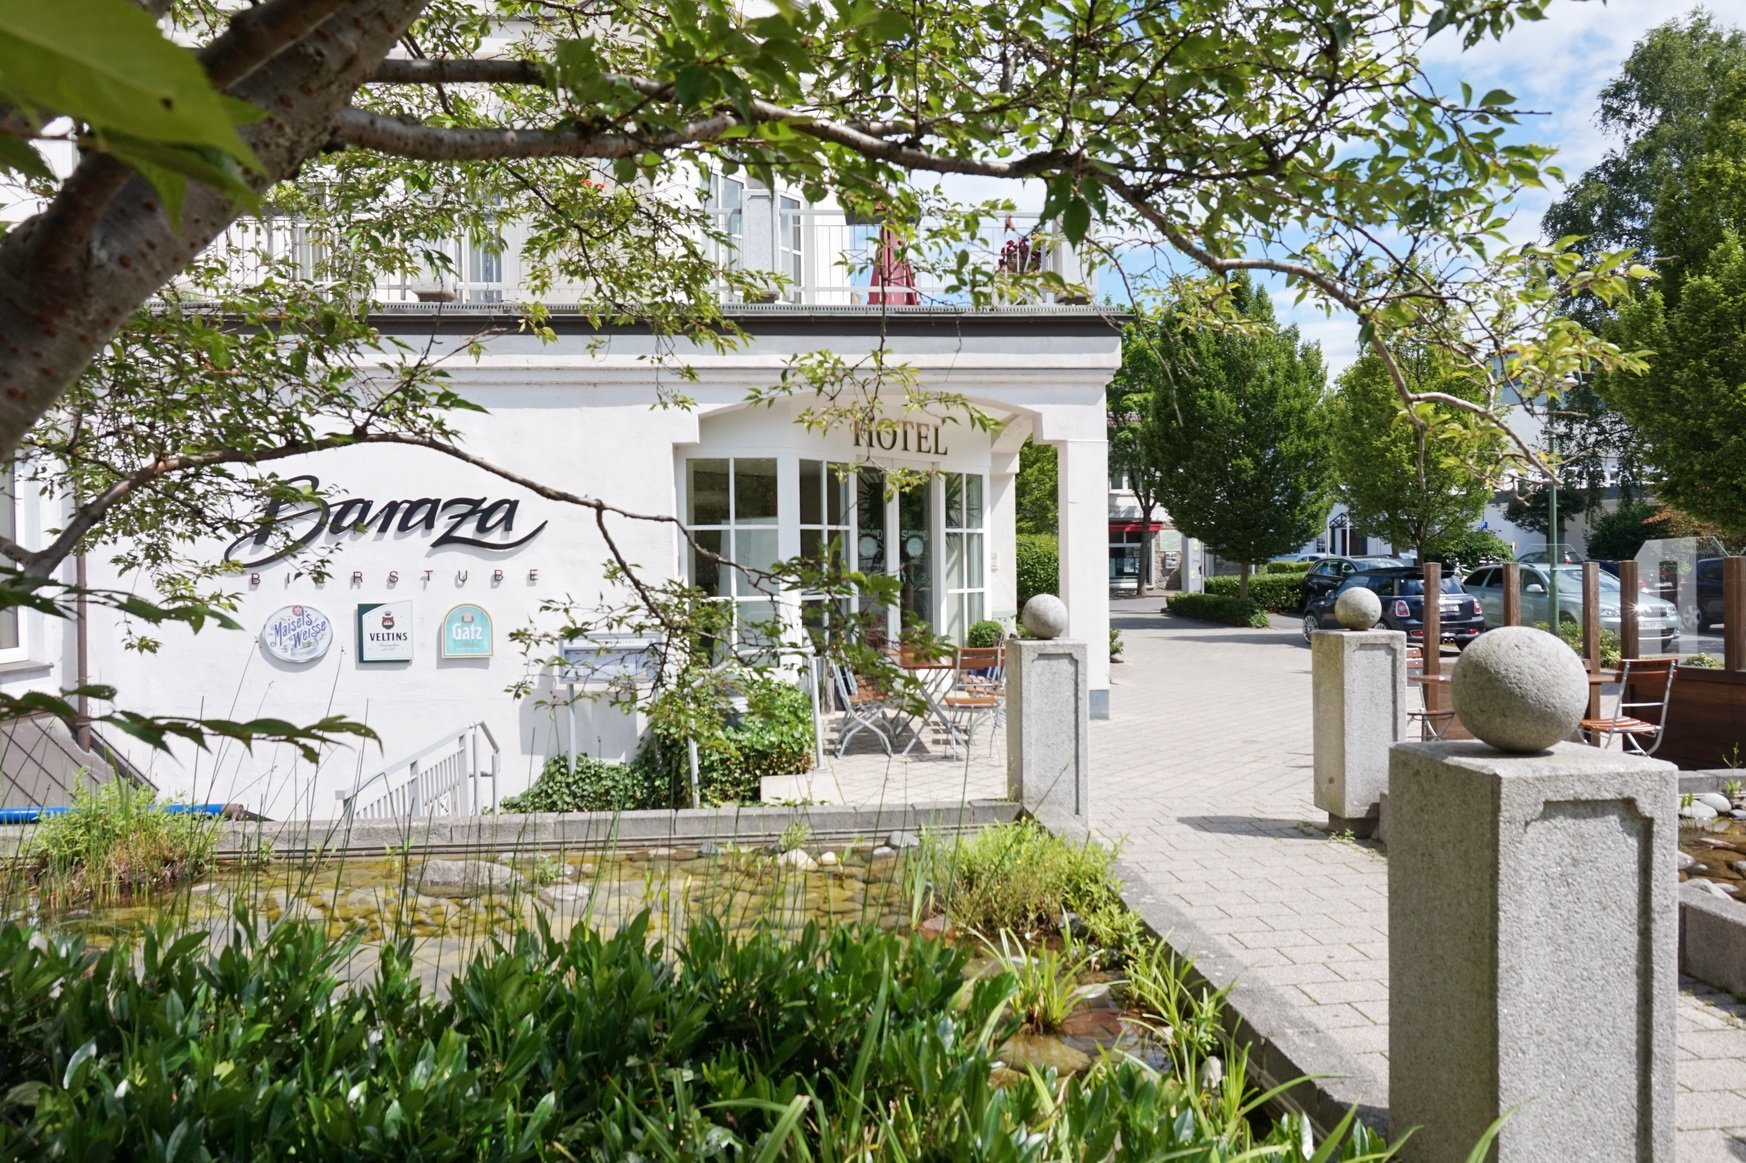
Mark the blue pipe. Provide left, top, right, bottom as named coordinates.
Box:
left=0, top=803, right=230, bottom=826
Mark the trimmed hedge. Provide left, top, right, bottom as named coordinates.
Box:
left=1264, top=560, right=1314, bottom=574
left=1166, top=592, right=1270, bottom=628
left=1015, top=533, right=1059, bottom=606
left=1203, top=572, right=1306, bottom=613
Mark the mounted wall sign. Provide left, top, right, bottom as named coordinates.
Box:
left=261, top=604, right=334, bottom=664
left=357, top=600, right=414, bottom=663
left=223, top=473, right=548, bottom=568
left=440, top=603, right=493, bottom=658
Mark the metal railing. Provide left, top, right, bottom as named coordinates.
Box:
left=337, top=721, right=499, bottom=822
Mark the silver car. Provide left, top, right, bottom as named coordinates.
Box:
left=1461, top=563, right=1680, bottom=647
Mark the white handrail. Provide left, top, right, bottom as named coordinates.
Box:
left=337, top=721, right=499, bottom=822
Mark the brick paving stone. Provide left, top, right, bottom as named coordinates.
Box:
left=1082, top=598, right=1746, bottom=1155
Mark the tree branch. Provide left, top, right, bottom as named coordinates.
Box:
left=199, top=0, right=357, bottom=90
left=369, top=58, right=549, bottom=85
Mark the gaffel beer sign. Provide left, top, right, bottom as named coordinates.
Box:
left=224, top=474, right=547, bottom=568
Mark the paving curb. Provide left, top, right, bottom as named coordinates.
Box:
left=1111, top=854, right=1388, bottom=1138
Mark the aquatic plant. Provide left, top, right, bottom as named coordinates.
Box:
left=20, top=778, right=218, bottom=907
left=988, top=929, right=1103, bottom=1034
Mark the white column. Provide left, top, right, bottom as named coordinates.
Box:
left=987, top=423, right=1026, bottom=623
left=1053, top=436, right=1110, bottom=718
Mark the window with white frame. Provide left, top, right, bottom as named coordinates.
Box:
left=778, top=195, right=803, bottom=301
left=0, top=468, right=19, bottom=653
left=703, top=172, right=744, bottom=271
left=462, top=235, right=505, bottom=302
left=941, top=472, right=986, bottom=642
left=685, top=457, right=782, bottom=651
left=797, top=459, right=851, bottom=647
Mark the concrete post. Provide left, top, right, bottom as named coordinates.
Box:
left=1389, top=740, right=1678, bottom=1162
left=1310, top=628, right=1407, bottom=834
left=1051, top=436, right=1110, bottom=719
left=1005, top=638, right=1090, bottom=827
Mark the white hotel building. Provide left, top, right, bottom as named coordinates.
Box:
left=1, top=190, right=1120, bottom=818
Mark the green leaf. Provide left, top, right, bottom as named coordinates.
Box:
left=0, top=133, right=50, bottom=181
left=0, top=0, right=260, bottom=166
left=1478, top=88, right=1515, bottom=108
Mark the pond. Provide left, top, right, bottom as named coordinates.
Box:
left=1679, top=807, right=1746, bottom=901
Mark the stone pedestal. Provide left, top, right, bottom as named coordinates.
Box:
left=1006, top=638, right=1089, bottom=826
left=1310, top=628, right=1406, bottom=834
left=1389, top=740, right=1677, bottom=1162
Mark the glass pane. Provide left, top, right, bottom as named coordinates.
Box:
left=735, top=457, right=779, bottom=524
left=826, top=464, right=849, bottom=526
left=856, top=469, right=887, bottom=574
left=945, top=472, right=964, bottom=529
left=966, top=591, right=984, bottom=627
left=691, top=528, right=726, bottom=597
left=944, top=591, right=965, bottom=644
left=687, top=459, right=730, bottom=526
left=736, top=598, right=783, bottom=655
left=899, top=482, right=933, bottom=632
left=945, top=530, right=965, bottom=591
left=799, top=459, right=822, bottom=526
left=966, top=533, right=984, bottom=588
left=965, top=474, right=983, bottom=529
left=734, top=528, right=781, bottom=594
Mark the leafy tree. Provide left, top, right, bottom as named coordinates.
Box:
left=1014, top=439, right=1058, bottom=536
left=0, top=0, right=1659, bottom=752
left=1107, top=324, right=1172, bottom=587
left=1330, top=341, right=1504, bottom=565
left=1142, top=277, right=1333, bottom=600
left=1583, top=499, right=1665, bottom=562
left=1503, top=483, right=1587, bottom=541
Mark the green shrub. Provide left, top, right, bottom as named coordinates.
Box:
left=1203, top=572, right=1305, bottom=613
left=1686, top=652, right=1724, bottom=669
left=1263, top=560, right=1313, bottom=574
left=1109, top=626, right=1125, bottom=657
left=0, top=911, right=1390, bottom=1158
left=1535, top=619, right=1623, bottom=668
left=913, top=820, right=1143, bottom=957
left=645, top=673, right=814, bottom=805
left=1015, top=533, right=1059, bottom=606
left=1432, top=528, right=1513, bottom=568
left=499, top=753, right=673, bottom=814
left=1167, top=592, right=1270, bottom=629
left=966, top=619, right=1005, bottom=648
left=22, top=779, right=218, bottom=907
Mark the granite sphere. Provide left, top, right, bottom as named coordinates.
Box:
left=1022, top=594, right=1069, bottom=639
left=1449, top=625, right=1588, bottom=753
left=1334, top=586, right=1383, bottom=631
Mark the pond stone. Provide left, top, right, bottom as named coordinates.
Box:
left=1334, top=586, right=1382, bottom=631
left=1677, top=851, right=1695, bottom=870
left=1681, top=802, right=1720, bottom=822
left=1695, top=792, right=1733, bottom=814
left=1691, top=879, right=1736, bottom=901
left=870, top=845, right=897, bottom=860
left=777, top=848, right=817, bottom=871
left=886, top=831, right=920, bottom=850
left=540, top=883, right=593, bottom=908
left=998, top=1033, right=1092, bottom=1076
left=1021, top=594, right=1069, bottom=639
left=1449, top=626, right=1588, bottom=753
left=412, top=859, right=524, bottom=898
left=697, top=840, right=720, bottom=857
left=818, top=851, right=839, bottom=867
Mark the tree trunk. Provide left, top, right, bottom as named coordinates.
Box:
left=1238, top=560, right=1251, bottom=602
left=0, top=0, right=431, bottom=461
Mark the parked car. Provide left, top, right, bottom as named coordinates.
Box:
left=1461, top=563, right=1680, bottom=647
left=1302, top=569, right=1486, bottom=647
left=1696, top=557, right=1727, bottom=633
left=1298, top=555, right=1411, bottom=611
left=1517, top=546, right=1586, bottom=565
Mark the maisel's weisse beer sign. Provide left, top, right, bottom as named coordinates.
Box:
left=224, top=475, right=547, bottom=568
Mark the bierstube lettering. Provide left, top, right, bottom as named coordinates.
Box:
left=224, top=475, right=548, bottom=567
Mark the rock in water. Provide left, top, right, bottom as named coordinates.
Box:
left=412, top=859, right=525, bottom=898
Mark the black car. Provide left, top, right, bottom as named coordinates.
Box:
left=1302, top=568, right=1487, bottom=648
left=1298, top=555, right=1412, bottom=611
left=1697, top=557, right=1728, bottom=633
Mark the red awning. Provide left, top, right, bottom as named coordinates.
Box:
left=1109, top=520, right=1163, bottom=532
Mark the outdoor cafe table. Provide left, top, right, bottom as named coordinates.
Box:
left=1411, top=667, right=1616, bottom=740
left=884, top=650, right=964, bottom=757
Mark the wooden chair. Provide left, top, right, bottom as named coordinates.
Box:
left=1581, top=658, right=1677, bottom=757
left=1405, top=645, right=1455, bottom=742
left=943, top=646, right=1005, bottom=753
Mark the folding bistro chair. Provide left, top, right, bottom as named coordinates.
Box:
left=1405, top=645, right=1456, bottom=741
left=828, top=659, right=899, bottom=757
left=1581, top=658, right=1677, bottom=757
left=943, top=646, right=1005, bottom=754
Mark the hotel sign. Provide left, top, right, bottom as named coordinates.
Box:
left=441, top=604, right=493, bottom=658
left=224, top=474, right=548, bottom=568
left=357, top=601, right=414, bottom=663
left=851, top=420, right=950, bottom=456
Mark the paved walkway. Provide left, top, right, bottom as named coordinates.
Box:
left=787, top=597, right=1746, bottom=1158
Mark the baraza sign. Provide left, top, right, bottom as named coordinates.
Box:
left=224, top=474, right=547, bottom=568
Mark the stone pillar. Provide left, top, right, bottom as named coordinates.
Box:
left=1389, top=740, right=1677, bottom=1161
left=1006, top=637, right=1089, bottom=827
left=1311, top=628, right=1407, bottom=835
left=1051, top=436, right=1110, bottom=719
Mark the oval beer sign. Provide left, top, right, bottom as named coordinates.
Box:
left=261, top=604, right=334, bottom=663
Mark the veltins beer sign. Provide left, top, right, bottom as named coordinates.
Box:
left=441, top=603, right=493, bottom=658
left=261, top=605, right=334, bottom=663
left=357, top=601, right=414, bottom=663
